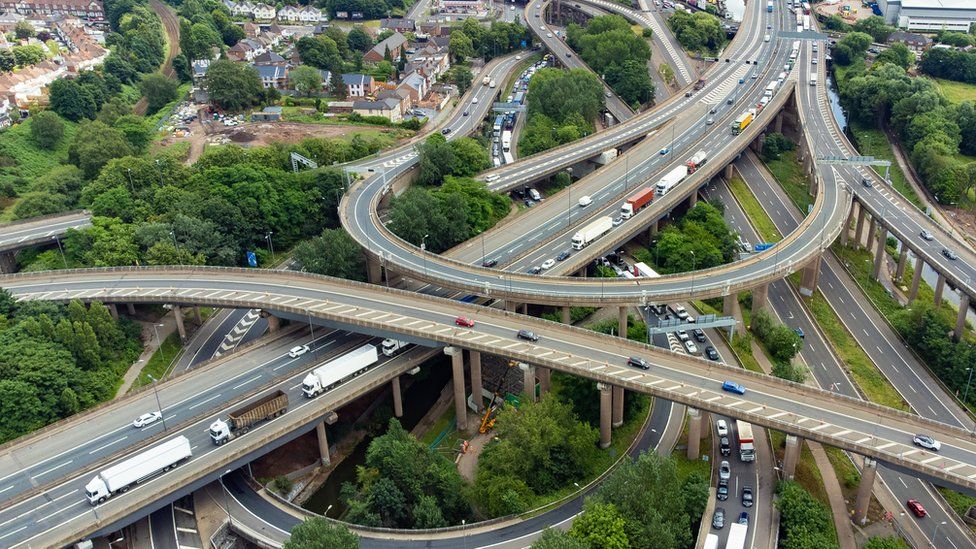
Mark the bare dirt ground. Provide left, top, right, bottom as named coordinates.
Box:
left=457, top=432, right=493, bottom=482
left=814, top=1, right=874, bottom=24
left=943, top=204, right=976, bottom=248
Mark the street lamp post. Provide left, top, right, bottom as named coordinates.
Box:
left=266, top=231, right=275, bottom=263
left=930, top=520, right=946, bottom=547
left=153, top=323, right=167, bottom=363
left=53, top=236, right=67, bottom=269
left=963, top=367, right=974, bottom=407
left=690, top=250, right=697, bottom=295
left=219, top=469, right=234, bottom=528
left=421, top=234, right=429, bottom=276
left=146, top=373, right=167, bottom=431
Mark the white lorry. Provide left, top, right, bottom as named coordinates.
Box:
left=381, top=338, right=409, bottom=357
left=726, top=522, right=748, bottom=549
left=654, top=165, right=690, bottom=196
left=85, top=436, right=192, bottom=505
left=302, top=344, right=379, bottom=398
left=571, top=216, right=614, bottom=250
left=736, top=420, right=756, bottom=462
left=594, top=148, right=618, bottom=165
left=482, top=76, right=490, bottom=85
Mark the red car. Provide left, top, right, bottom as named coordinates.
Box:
left=455, top=316, right=475, bottom=328
left=907, top=499, right=927, bottom=518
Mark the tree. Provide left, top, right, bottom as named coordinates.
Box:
left=114, top=115, right=153, bottom=152
left=864, top=537, right=910, bottom=549
left=417, top=133, right=456, bottom=186
left=681, top=472, right=709, bottom=520
left=49, top=79, right=97, bottom=121
left=12, top=192, right=69, bottom=219
left=30, top=111, right=65, bottom=149
left=667, top=11, right=726, bottom=53
left=14, top=20, right=35, bottom=39
left=0, top=49, right=14, bottom=72
left=12, top=44, right=46, bottom=66
left=138, top=74, right=179, bottom=114
left=448, top=65, right=474, bottom=95
left=762, top=132, right=795, bottom=161
left=283, top=517, right=358, bottom=549
left=606, top=59, right=654, bottom=107
left=205, top=59, right=263, bottom=112
left=569, top=502, right=630, bottom=549
left=68, top=121, right=134, bottom=179
left=532, top=528, right=586, bottom=549
left=289, top=65, right=322, bottom=97
left=348, top=26, right=372, bottom=52
left=331, top=70, right=347, bottom=99
left=853, top=16, right=894, bottom=43
left=449, top=31, right=475, bottom=62
left=293, top=229, right=365, bottom=281
left=449, top=137, right=490, bottom=176
left=875, top=42, right=913, bottom=69
left=296, top=35, right=342, bottom=71
left=776, top=481, right=839, bottom=549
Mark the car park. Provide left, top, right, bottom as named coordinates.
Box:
left=719, top=460, right=731, bottom=481
left=628, top=356, right=649, bottom=370
left=288, top=344, right=310, bottom=358
left=712, top=507, right=726, bottom=529
left=133, top=411, right=163, bottom=428
left=455, top=316, right=475, bottom=328
left=557, top=251, right=571, bottom=261
left=541, top=259, right=555, bottom=270
left=742, top=486, right=754, bottom=507
left=684, top=340, right=699, bottom=354
left=920, top=229, right=933, bottom=241
left=716, top=419, right=729, bottom=437
left=913, top=434, right=941, bottom=451
left=943, top=248, right=958, bottom=260
left=676, top=330, right=690, bottom=342
left=706, top=346, right=720, bottom=361
left=517, top=329, right=540, bottom=341
left=722, top=381, right=746, bottom=395
left=907, top=499, right=927, bottom=517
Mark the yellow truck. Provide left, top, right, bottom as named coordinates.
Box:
left=731, top=109, right=756, bottom=135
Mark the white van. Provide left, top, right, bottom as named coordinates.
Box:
left=809, top=75, right=818, bottom=86
left=485, top=173, right=500, bottom=183
left=764, top=34, right=770, bottom=42
left=528, top=188, right=541, bottom=201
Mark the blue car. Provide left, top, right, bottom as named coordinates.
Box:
left=722, top=381, right=746, bottom=395
left=659, top=147, right=670, bottom=155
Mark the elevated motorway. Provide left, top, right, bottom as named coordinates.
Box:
left=0, top=210, right=91, bottom=271
left=2, top=266, right=976, bottom=547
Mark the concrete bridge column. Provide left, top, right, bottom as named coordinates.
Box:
left=752, top=284, right=769, bottom=316
left=108, top=304, right=119, bottom=320
left=538, top=366, right=551, bottom=395
left=127, top=303, right=136, bottom=315
left=598, top=383, right=612, bottom=449
left=853, top=457, right=879, bottom=524
left=840, top=201, right=858, bottom=247
left=955, top=294, right=971, bottom=342
left=194, top=307, right=203, bottom=324
left=366, top=255, right=383, bottom=285
left=724, top=163, right=734, bottom=180
left=316, top=421, right=331, bottom=467
left=470, top=351, right=483, bottom=413
left=521, top=362, right=536, bottom=402
left=723, top=293, right=736, bottom=318
left=265, top=314, right=280, bottom=334
left=520, top=303, right=529, bottom=315
left=391, top=376, right=403, bottom=418
left=774, top=112, right=784, bottom=133
left=799, top=254, right=822, bottom=297
left=934, top=273, right=946, bottom=307
left=648, top=220, right=659, bottom=239
left=806, top=160, right=817, bottom=195
left=867, top=217, right=878, bottom=253
left=909, top=256, right=924, bottom=303
left=752, top=133, right=765, bottom=155
left=894, top=246, right=909, bottom=281
left=687, top=191, right=698, bottom=209
left=854, top=205, right=867, bottom=250
left=612, top=386, right=624, bottom=428
left=782, top=435, right=800, bottom=480
left=872, top=228, right=887, bottom=280
left=504, top=301, right=518, bottom=312
left=562, top=305, right=571, bottom=324
left=618, top=306, right=628, bottom=338
left=0, top=251, right=15, bottom=274
left=446, top=347, right=468, bottom=432
left=687, top=408, right=703, bottom=460
left=171, top=305, right=186, bottom=341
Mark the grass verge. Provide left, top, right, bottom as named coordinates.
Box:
left=769, top=431, right=831, bottom=509
left=847, top=121, right=923, bottom=209
left=130, top=331, right=182, bottom=390
left=763, top=150, right=812, bottom=213
left=727, top=171, right=782, bottom=242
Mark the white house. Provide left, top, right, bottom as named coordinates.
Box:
left=252, top=3, right=276, bottom=20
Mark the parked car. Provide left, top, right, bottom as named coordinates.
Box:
left=684, top=340, right=699, bottom=354
left=288, top=344, right=310, bottom=358
left=913, top=434, right=942, bottom=451
left=132, top=411, right=163, bottom=428
left=455, top=316, right=475, bottom=328
left=517, top=329, right=540, bottom=341
left=722, top=381, right=746, bottom=395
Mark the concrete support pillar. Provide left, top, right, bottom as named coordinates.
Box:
left=799, top=254, right=822, bottom=297
left=872, top=228, right=887, bottom=280
left=934, top=273, right=946, bottom=307
left=687, top=408, right=702, bottom=460
left=0, top=251, right=15, bottom=274
left=752, top=133, right=765, bottom=154
left=538, top=366, right=551, bottom=395
left=470, top=351, right=483, bottom=413
left=127, top=303, right=136, bottom=315
left=598, top=383, right=612, bottom=449
left=782, top=435, right=800, bottom=480
left=853, top=458, right=879, bottom=524
left=391, top=376, right=403, bottom=418
left=724, top=163, right=734, bottom=180
left=266, top=314, right=280, bottom=334
left=687, top=191, right=698, bottom=209
left=108, top=303, right=119, bottom=320
left=806, top=158, right=817, bottom=195
left=194, top=306, right=203, bottom=324
left=520, top=302, right=529, bottom=315
left=171, top=304, right=186, bottom=341
left=315, top=421, right=331, bottom=467
left=446, top=347, right=467, bottom=432
left=909, top=256, right=924, bottom=304
left=618, top=306, right=628, bottom=338
left=366, top=255, right=382, bottom=285
left=561, top=305, right=571, bottom=324
left=648, top=220, right=659, bottom=238
left=521, top=362, right=536, bottom=402
left=855, top=205, right=867, bottom=250
left=752, top=284, right=768, bottom=316
left=612, top=386, right=624, bottom=428
left=955, top=294, right=970, bottom=342
left=867, top=217, right=878, bottom=253
left=841, top=201, right=858, bottom=247
left=723, top=294, right=736, bottom=318
left=895, top=246, right=909, bottom=281
left=774, top=112, right=784, bottom=133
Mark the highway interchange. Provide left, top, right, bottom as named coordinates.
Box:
left=1, top=0, right=976, bottom=547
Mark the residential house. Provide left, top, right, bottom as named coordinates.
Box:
left=0, top=0, right=104, bottom=21
left=396, top=71, right=427, bottom=103
left=342, top=73, right=373, bottom=97
left=408, top=44, right=450, bottom=79
left=191, top=59, right=211, bottom=82
left=251, top=50, right=287, bottom=65
left=277, top=5, right=324, bottom=23
left=252, top=3, right=276, bottom=20
left=226, top=37, right=266, bottom=61
left=380, top=18, right=415, bottom=33
left=228, top=0, right=255, bottom=17
left=353, top=97, right=402, bottom=122
left=886, top=30, right=932, bottom=51
left=251, top=105, right=282, bottom=121
left=364, top=31, right=407, bottom=64
left=252, top=63, right=288, bottom=88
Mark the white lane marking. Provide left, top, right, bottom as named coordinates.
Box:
left=88, top=437, right=127, bottom=455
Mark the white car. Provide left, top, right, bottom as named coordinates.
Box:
left=684, top=340, right=699, bottom=354
left=578, top=195, right=592, bottom=207
left=132, top=411, right=162, bottom=428
left=913, top=434, right=942, bottom=451
left=541, top=258, right=556, bottom=270
left=719, top=460, right=731, bottom=481
left=716, top=419, right=729, bottom=438
left=288, top=344, right=310, bottom=358
left=676, top=330, right=690, bottom=342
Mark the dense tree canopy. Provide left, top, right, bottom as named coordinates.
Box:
left=293, top=228, right=365, bottom=281
left=566, top=15, right=653, bottom=107
left=30, top=111, right=66, bottom=150
left=205, top=59, right=264, bottom=112
left=776, top=481, right=839, bottom=549
left=283, top=517, right=358, bottom=549
left=649, top=202, right=738, bottom=273
left=519, top=68, right=604, bottom=156
left=667, top=11, right=726, bottom=54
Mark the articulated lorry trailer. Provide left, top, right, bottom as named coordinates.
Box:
left=209, top=389, right=288, bottom=445
left=736, top=419, right=756, bottom=462
left=571, top=216, right=614, bottom=250
left=303, top=344, right=379, bottom=398
left=655, top=165, right=690, bottom=196
left=620, top=187, right=655, bottom=219
left=85, top=436, right=192, bottom=505
left=381, top=338, right=409, bottom=357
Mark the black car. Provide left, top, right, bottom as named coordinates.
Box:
left=712, top=507, right=726, bottom=529
left=742, top=486, right=754, bottom=508
left=693, top=329, right=706, bottom=342
left=517, top=329, right=540, bottom=341
left=720, top=436, right=731, bottom=456
left=441, top=127, right=451, bottom=134
left=943, top=248, right=959, bottom=260
left=717, top=481, right=729, bottom=501
left=527, top=266, right=542, bottom=275
left=705, top=346, right=720, bottom=361
left=556, top=250, right=571, bottom=261
left=627, top=356, right=649, bottom=370
left=862, top=177, right=872, bottom=187
left=482, top=258, right=498, bottom=268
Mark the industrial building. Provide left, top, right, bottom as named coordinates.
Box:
left=877, top=0, right=976, bottom=32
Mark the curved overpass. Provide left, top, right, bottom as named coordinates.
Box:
left=1, top=266, right=976, bottom=548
